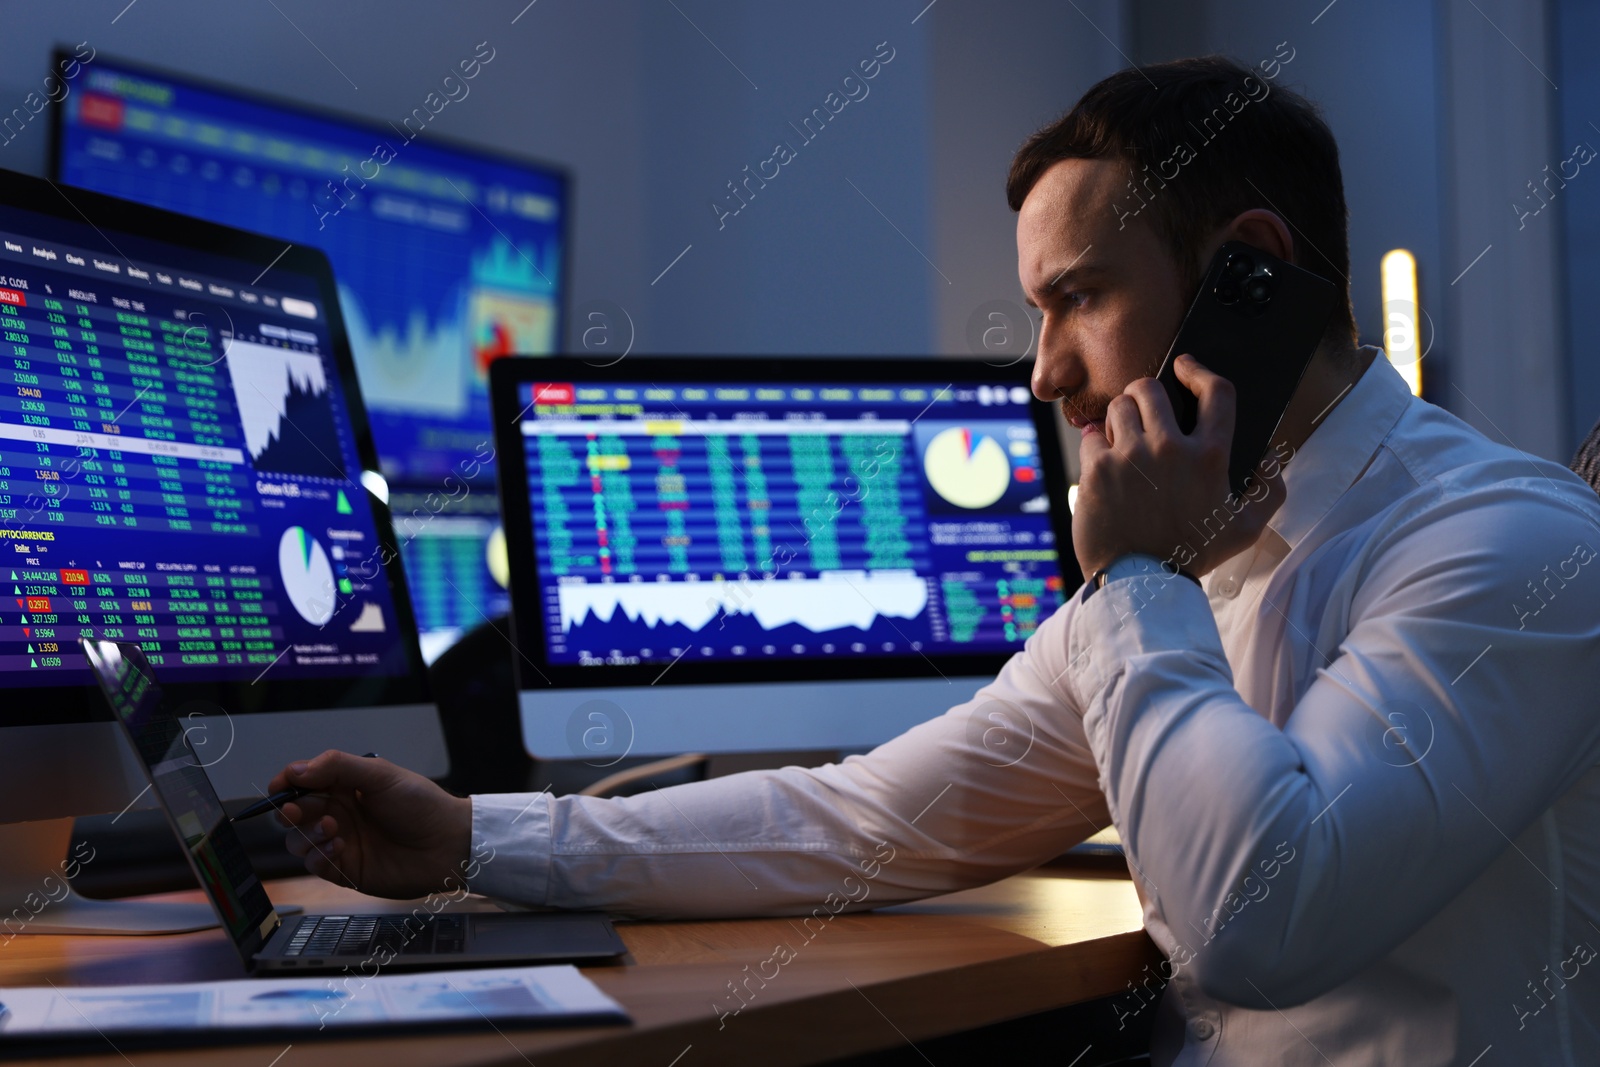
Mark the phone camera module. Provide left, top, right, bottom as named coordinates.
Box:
left=1245, top=279, right=1273, bottom=303
left=1216, top=282, right=1242, bottom=304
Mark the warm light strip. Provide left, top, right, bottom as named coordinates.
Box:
left=1381, top=249, right=1422, bottom=396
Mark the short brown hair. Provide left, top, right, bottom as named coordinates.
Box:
left=1007, top=56, right=1356, bottom=346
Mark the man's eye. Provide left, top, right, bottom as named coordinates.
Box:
left=1060, top=290, right=1088, bottom=310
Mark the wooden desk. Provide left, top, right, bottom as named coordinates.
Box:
left=1, top=868, right=1159, bottom=1066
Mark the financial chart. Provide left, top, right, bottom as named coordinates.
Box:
left=54, top=55, right=566, bottom=654
left=54, top=56, right=568, bottom=486
left=226, top=341, right=345, bottom=479
left=388, top=487, right=511, bottom=662
left=0, top=204, right=409, bottom=688
left=516, top=380, right=1068, bottom=668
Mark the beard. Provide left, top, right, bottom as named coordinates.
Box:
left=1057, top=389, right=1118, bottom=425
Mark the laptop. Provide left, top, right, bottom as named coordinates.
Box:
left=83, top=637, right=626, bottom=974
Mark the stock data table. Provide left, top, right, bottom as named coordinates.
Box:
left=0, top=288, right=287, bottom=673
left=0, top=256, right=385, bottom=686
left=515, top=381, right=1070, bottom=669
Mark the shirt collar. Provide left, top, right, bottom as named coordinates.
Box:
left=1265, top=347, right=1413, bottom=550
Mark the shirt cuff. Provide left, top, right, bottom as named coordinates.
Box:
left=466, top=792, right=554, bottom=905
left=1067, top=564, right=1221, bottom=704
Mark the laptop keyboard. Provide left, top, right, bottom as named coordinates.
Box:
left=281, top=914, right=468, bottom=957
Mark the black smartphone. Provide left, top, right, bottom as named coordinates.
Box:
left=1154, top=240, right=1339, bottom=497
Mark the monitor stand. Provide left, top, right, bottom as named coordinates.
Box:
left=0, top=817, right=220, bottom=935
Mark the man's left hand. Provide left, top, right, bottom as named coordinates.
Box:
left=1073, top=354, right=1288, bottom=580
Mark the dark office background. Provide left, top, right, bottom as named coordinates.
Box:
left=1, top=0, right=1594, bottom=461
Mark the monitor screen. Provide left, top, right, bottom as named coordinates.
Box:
left=52, top=53, right=568, bottom=655
left=0, top=193, right=415, bottom=699
left=510, top=374, right=1069, bottom=672
left=389, top=486, right=511, bottom=662
left=52, top=53, right=569, bottom=486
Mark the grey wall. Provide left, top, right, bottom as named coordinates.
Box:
left=927, top=1, right=1130, bottom=357
left=1436, top=0, right=1567, bottom=462
left=0, top=0, right=1125, bottom=362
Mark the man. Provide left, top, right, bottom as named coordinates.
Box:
left=270, top=58, right=1600, bottom=1064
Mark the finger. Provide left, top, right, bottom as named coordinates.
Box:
left=283, top=819, right=331, bottom=859
left=1123, top=377, right=1179, bottom=444
left=285, top=750, right=398, bottom=796
left=285, top=811, right=336, bottom=843
left=276, top=795, right=334, bottom=828
left=1103, top=393, right=1143, bottom=448
left=1077, top=418, right=1111, bottom=469
left=304, top=838, right=351, bottom=886
left=1172, top=354, right=1235, bottom=447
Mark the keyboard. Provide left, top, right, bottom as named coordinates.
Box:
left=280, top=913, right=468, bottom=957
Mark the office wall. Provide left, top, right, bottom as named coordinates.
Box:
left=926, top=2, right=1130, bottom=357
left=1435, top=0, right=1566, bottom=462
left=0, top=1, right=1125, bottom=361
left=627, top=1, right=936, bottom=354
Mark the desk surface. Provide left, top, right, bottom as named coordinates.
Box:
left=1, top=869, right=1158, bottom=1066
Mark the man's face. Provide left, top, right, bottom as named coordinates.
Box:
left=1018, top=157, right=1192, bottom=437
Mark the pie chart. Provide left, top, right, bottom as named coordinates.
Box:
left=923, top=427, right=1011, bottom=509
left=278, top=526, right=336, bottom=625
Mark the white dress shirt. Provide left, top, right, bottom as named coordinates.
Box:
left=470, top=353, right=1600, bottom=1066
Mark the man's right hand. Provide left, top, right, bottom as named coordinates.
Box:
left=268, top=750, right=474, bottom=900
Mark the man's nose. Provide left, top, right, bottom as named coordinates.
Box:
left=1032, top=339, right=1077, bottom=403
left=1031, top=359, right=1057, bottom=403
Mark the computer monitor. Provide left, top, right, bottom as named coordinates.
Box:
left=50, top=50, right=568, bottom=659
left=389, top=485, right=512, bottom=663
left=0, top=166, right=443, bottom=932
left=489, top=357, right=1080, bottom=762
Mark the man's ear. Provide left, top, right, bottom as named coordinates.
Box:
left=1197, top=208, right=1295, bottom=270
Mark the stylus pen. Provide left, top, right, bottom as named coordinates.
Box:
left=232, top=752, right=379, bottom=822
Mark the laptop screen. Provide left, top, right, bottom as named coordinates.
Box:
left=506, top=369, right=1071, bottom=673
left=83, top=638, right=279, bottom=960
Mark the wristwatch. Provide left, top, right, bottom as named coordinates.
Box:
left=1084, top=553, right=1201, bottom=600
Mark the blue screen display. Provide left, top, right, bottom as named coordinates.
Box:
left=56, top=57, right=567, bottom=486
left=388, top=487, right=511, bottom=662
left=516, top=379, right=1068, bottom=667
left=0, top=203, right=408, bottom=688
left=55, top=56, right=567, bottom=647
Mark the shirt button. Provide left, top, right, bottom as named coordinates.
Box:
left=1191, top=1019, right=1216, bottom=1041
left=1217, top=578, right=1239, bottom=598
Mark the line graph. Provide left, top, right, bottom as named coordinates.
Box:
left=225, top=339, right=345, bottom=478
left=558, top=573, right=929, bottom=635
